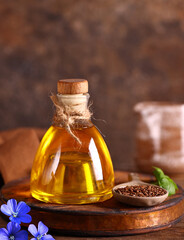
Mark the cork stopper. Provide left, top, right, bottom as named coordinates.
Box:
left=57, top=79, right=88, bottom=94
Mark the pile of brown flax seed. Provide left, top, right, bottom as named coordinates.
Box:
left=115, top=185, right=167, bottom=197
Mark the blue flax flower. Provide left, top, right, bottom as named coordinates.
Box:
left=1, top=199, right=32, bottom=224
left=28, top=221, right=54, bottom=240
left=0, top=221, right=28, bottom=240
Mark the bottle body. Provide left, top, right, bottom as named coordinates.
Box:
left=30, top=123, right=114, bottom=204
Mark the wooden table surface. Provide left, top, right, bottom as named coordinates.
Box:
left=0, top=174, right=184, bottom=240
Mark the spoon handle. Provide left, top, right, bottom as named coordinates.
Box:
left=128, top=173, right=141, bottom=181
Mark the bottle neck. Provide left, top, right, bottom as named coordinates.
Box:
left=57, top=93, right=89, bottom=112
left=56, top=93, right=92, bottom=128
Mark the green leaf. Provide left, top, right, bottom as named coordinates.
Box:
left=159, top=177, right=176, bottom=196
left=165, top=175, right=178, bottom=190
left=152, top=167, right=178, bottom=196
left=153, top=167, right=165, bottom=179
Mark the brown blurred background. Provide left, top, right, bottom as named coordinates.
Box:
left=0, top=0, right=184, bottom=171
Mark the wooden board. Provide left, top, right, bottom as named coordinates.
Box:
left=0, top=171, right=184, bottom=236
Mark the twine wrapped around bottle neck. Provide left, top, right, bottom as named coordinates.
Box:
left=50, top=93, right=92, bottom=144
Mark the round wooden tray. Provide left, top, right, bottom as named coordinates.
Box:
left=0, top=171, right=184, bottom=236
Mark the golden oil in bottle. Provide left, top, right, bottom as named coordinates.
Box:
left=30, top=79, right=114, bottom=204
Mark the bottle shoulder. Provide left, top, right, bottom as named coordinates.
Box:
left=41, top=123, right=105, bottom=145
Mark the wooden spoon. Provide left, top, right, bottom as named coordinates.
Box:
left=112, top=173, right=169, bottom=207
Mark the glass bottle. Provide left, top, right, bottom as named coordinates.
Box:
left=30, top=79, right=114, bottom=204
